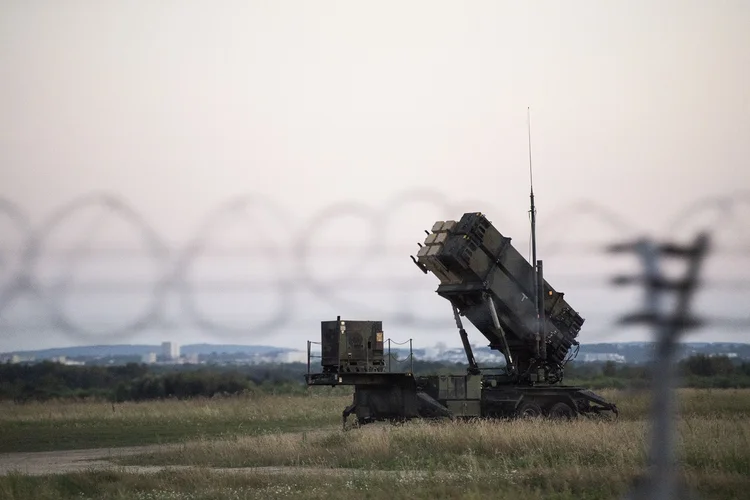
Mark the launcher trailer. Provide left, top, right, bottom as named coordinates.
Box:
left=305, top=212, right=618, bottom=426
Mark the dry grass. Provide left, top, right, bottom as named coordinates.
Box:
left=117, top=414, right=750, bottom=473
left=0, top=392, right=351, bottom=422
left=114, top=388, right=750, bottom=470
left=2, top=388, right=749, bottom=499
left=1, top=461, right=748, bottom=499
left=2, top=387, right=739, bottom=423
left=0, top=392, right=351, bottom=452
left=105, top=388, right=749, bottom=499
left=584, top=387, right=750, bottom=420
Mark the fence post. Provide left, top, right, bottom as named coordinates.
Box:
left=307, top=340, right=311, bottom=376
left=410, top=339, right=413, bottom=374
left=388, top=338, right=391, bottom=372
left=611, top=234, right=710, bottom=500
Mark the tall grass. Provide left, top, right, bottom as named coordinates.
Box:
left=0, top=392, right=351, bottom=452
left=3, top=387, right=744, bottom=423
left=1, top=458, right=748, bottom=499
left=1, top=389, right=749, bottom=499
left=3, top=388, right=748, bottom=453
left=116, top=415, right=750, bottom=473
left=0, top=392, right=349, bottom=422
left=114, top=389, right=750, bottom=472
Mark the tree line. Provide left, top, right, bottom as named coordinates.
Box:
left=563, top=354, right=750, bottom=389
left=0, top=362, right=311, bottom=402
left=1, top=354, right=749, bottom=403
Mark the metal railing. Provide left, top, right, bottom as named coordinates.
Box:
left=386, top=338, right=414, bottom=374
left=304, top=337, right=415, bottom=376
left=306, top=340, right=322, bottom=378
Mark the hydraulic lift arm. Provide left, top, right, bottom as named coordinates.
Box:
left=486, top=294, right=516, bottom=376
left=452, top=304, right=480, bottom=375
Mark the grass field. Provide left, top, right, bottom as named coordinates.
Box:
left=0, top=391, right=349, bottom=453
left=1, top=388, right=749, bottom=499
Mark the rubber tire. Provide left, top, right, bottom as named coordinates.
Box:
left=548, top=402, right=575, bottom=420
left=517, top=401, right=543, bottom=418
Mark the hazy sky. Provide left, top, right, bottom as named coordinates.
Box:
left=1, top=1, right=749, bottom=352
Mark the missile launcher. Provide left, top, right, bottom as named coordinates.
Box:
left=305, top=211, right=618, bottom=427
left=414, top=212, right=582, bottom=384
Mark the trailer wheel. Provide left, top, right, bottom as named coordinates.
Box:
left=516, top=401, right=543, bottom=418
left=548, top=402, right=575, bottom=420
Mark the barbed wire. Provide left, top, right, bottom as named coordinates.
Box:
left=0, top=189, right=748, bottom=342
left=2, top=190, right=744, bottom=500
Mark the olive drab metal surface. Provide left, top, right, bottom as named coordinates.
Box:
left=306, top=210, right=619, bottom=427
left=321, top=318, right=385, bottom=373
left=414, top=212, right=584, bottom=384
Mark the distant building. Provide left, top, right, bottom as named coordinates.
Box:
left=161, top=342, right=180, bottom=361
left=0, top=354, right=22, bottom=364
left=278, top=351, right=308, bottom=363
left=581, top=353, right=626, bottom=363
left=50, top=355, right=85, bottom=366
left=708, top=352, right=738, bottom=358
left=141, top=352, right=157, bottom=364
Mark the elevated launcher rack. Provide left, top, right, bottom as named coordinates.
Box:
left=306, top=213, right=618, bottom=426
left=413, top=212, right=581, bottom=385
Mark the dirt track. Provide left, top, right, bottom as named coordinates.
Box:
left=0, top=429, right=334, bottom=477
left=0, top=444, right=436, bottom=478
left=0, top=444, right=185, bottom=476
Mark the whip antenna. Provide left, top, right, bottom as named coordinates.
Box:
left=528, top=107, right=538, bottom=300
left=527, top=107, right=546, bottom=363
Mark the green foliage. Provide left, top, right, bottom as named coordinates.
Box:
left=0, top=362, right=318, bottom=403
left=563, top=354, right=750, bottom=389
left=680, top=354, right=736, bottom=377
left=2, top=355, right=750, bottom=404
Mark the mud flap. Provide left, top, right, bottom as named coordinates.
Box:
left=342, top=403, right=356, bottom=430
left=577, top=389, right=619, bottom=417
left=416, top=391, right=454, bottom=420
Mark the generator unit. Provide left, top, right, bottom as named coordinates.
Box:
left=321, top=318, right=385, bottom=374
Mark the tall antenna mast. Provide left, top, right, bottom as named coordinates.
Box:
left=527, top=107, right=548, bottom=366
left=528, top=107, right=538, bottom=303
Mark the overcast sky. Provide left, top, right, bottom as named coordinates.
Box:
left=1, top=1, right=749, bottom=352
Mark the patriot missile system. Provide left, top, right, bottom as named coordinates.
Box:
left=305, top=212, right=618, bottom=427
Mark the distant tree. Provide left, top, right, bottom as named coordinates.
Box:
left=602, top=361, right=617, bottom=378
left=680, top=354, right=736, bottom=377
